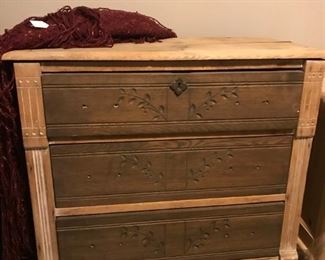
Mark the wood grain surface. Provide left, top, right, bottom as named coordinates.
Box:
left=3, top=37, right=325, bottom=61
left=55, top=194, right=286, bottom=217
left=51, top=135, right=292, bottom=207
left=10, top=38, right=325, bottom=260
left=280, top=61, right=325, bottom=260
left=42, top=70, right=303, bottom=138
left=14, top=63, right=59, bottom=260
left=56, top=203, right=284, bottom=260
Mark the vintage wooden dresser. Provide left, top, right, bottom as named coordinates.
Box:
left=3, top=38, right=325, bottom=260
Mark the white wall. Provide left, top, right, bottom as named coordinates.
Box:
left=0, top=0, right=324, bottom=49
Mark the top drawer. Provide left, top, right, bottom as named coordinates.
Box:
left=42, top=70, right=303, bottom=138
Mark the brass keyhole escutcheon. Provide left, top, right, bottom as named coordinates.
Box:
left=170, top=78, right=188, bottom=96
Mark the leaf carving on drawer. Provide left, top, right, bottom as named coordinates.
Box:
left=188, top=150, right=234, bottom=183
left=186, top=219, right=232, bottom=253
left=115, top=155, right=164, bottom=185
left=189, top=88, right=239, bottom=119
left=114, top=88, right=167, bottom=121
left=119, top=226, right=165, bottom=256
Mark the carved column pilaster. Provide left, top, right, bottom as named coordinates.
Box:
left=280, top=60, right=325, bottom=260
left=14, top=63, right=59, bottom=260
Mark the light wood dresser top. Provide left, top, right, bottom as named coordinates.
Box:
left=3, top=37, right=325, bottom=61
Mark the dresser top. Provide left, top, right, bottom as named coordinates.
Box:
left=2, top=37, right=325, bottom=61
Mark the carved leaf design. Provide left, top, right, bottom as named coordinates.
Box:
left=145, top=94, right=151, bottom=101
left=188, top=150, right=234, bottom=183
left=232, top=92, right=238, bottom=98
left=119, top=226, right=165, bottom=255
left=159, top=105, right=165, bottom=113
left=137, top=101, right=145, bottom=108
left=189, top=88, right=239, bottom=119
left=114, top=88, right=167, bottom=120
left=128, top=97, right=136, bottom=104
left=115, top=155, right=164, bottom=185
left=186, top=219, right=232, bottom=253
left=189, top=104, right=196, bottom=114
left=196, top=113, right=203, bottom=119
left=186, top=226, right=211, bottom=252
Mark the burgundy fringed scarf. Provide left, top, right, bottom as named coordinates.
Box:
left=0, top=6, right=176, bottom=259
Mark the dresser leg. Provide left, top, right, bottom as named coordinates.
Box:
left=279, top=61, right=325, bottom=260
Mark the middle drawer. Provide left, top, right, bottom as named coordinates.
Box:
left=51, top=135, right=292, bottom=208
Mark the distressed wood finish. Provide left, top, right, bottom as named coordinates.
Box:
left=10, top=38, right=325, bottom=260
left=55, top=194, right=286, bottom=217
left=14, top=63, right=59, bottom=260
left=40, top=59, right=304, bottom=72
left=46, top=118, right=298, bottom=139
left=280, top=61, right=325, bottom=260
left=14, top=64, right=47, bottom=149
left=296, top=62, right=324, bottom=138
left=42, top=71, right=303, bottom=138
left=51, top=135, right=292, bottom=207
left=56, top=203, right=284, bottom=260
left=300, top=88, right=325, bottom=257
left=3, top=37, right=325, bottom=61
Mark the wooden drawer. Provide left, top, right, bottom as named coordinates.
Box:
left=42, top=70, right=303, bottom=138
left=51, top=135, right=292, bottom=207
left=56, top=202, right=283, bottom=260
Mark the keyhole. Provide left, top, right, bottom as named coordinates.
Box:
left=176, top=82, right=182, bottom=91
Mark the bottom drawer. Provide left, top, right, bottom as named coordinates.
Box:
left=57, top=202, right=284, bottom=260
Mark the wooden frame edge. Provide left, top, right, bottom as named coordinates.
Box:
left=14, top=63, right=59, bottom=260
left=279, top=60, right=325, bottom=260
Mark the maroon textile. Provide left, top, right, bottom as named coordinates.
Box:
left=0, top=6, right=176, bottom=260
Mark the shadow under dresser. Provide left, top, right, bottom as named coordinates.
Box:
left=3, top=37, right=325, bottom=260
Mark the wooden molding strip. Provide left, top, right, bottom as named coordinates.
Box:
left=55, top=194, right=285, bottom=217
left=40, top=60, right=304, bottom=73
left=48, top=132, right=291, bottom=146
